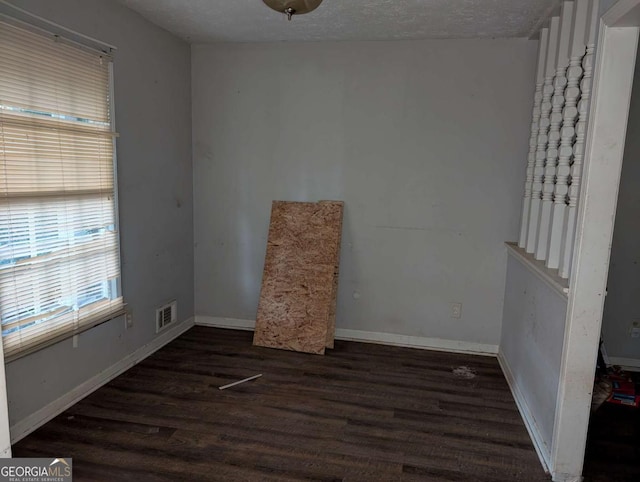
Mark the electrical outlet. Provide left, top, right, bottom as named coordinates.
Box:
left=126, top=312, right=133, bottom=329
left=451, top=302, right=462, bottom=319
left=631, top=321, right=640, bottom=339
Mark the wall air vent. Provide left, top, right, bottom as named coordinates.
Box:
left=156, top=300, right=177, bottom=333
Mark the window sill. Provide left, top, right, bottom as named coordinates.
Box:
left=505, top=242, right=569, bottom=299
left=4, top=306, right=127, bottom=363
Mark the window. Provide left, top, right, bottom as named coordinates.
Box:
left=0, top=20, right=123, bottom=360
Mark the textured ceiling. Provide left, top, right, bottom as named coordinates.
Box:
left=118, top=0, right=559, bottom=43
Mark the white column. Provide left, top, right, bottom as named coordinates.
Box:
left=551, top=5, right=634, bottom=479
left=559, top=0, right=600, bottom=279
left=519, top=29, right=550, bottom=248
left=536, top=1, right=575, bottom=261
left=527, top=16, right=561, bottom=253
left=547, top=0, right=591, bottom=270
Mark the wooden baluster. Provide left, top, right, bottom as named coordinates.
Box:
left=536, top=1, right=574, bottom=261
left=519, top=29, right=550, bottom=248
left=527, top=16, right=560, bottom=254
left=547, top=0, right=590, bottom=269
left=560, top=0, right=600, bottom=279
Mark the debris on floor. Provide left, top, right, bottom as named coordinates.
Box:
left=591, top=378, right=613, bottom=413
left=218, top=373, right=263, bottom=391
left=607, top=372, right=640, bottom=408
left=592, top=365, right=640, bottom=412
left=452, top=366, right=477, bottom=379
left=591, top=338, right=640, bottom=412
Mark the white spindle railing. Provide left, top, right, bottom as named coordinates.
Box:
left=527, top=16, right=560, bottom=254
left=519, top=29, right=549, bottom=249
left=517, top=0, right=600, bottom=282
left=537, top=2, right=574, bottom=261
left=560, top=0, right=600, bottom=279
left=547, top=0, right=590, bottom=269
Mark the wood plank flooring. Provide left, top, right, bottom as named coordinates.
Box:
left=13, top=327, right=550, bottom=481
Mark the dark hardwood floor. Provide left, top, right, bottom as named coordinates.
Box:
left=13, top=327, right=550, bottom=481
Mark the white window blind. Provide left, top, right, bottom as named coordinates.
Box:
left=0, top=19, right=123, bottom=360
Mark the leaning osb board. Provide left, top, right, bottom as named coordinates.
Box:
left=253, top=201, right=344, bottom=355
left=321, top=201, right=343, bottom=349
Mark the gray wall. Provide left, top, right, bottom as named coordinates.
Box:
left=193, top=39, right=537, bottom=346
left=601, top=35, right=640, bottom=363
left=500, top=255, right=568, bottom=460
left=4, top=0, right=193, bottom=426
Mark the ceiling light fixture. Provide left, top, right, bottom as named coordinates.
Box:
left=262, top=0, right=324, bottom=21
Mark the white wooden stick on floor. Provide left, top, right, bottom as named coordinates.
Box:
left=218, top=374, right=263, bottom=390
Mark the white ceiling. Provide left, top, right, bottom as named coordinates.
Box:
left=118, top=0, right=559, bottom=43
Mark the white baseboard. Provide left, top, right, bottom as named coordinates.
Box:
left=497, top=350, right=551, bottom=475
left=10, top=317, right=195, bottom=444
left=194, top=316, right=498, bottom=356
left=608, top=356, right=640, bottom=372
left=196, top=316, right=255, bottom=332
left=336, top=329, right=498, bottom=356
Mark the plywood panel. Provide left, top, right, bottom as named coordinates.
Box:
left=253, top=201, right=343, bottom=355
left=320, top=201, right=343, bottom=349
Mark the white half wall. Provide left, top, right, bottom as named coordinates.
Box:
left=192, top=39, right=538, bottom=347
left=500, top=251, right=569, bottom=469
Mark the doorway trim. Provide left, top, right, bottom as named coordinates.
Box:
left=551, top=1, right=640, bottom=480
